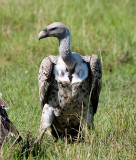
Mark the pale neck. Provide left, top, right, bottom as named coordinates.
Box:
left=59, top=33, right=75, bottom=70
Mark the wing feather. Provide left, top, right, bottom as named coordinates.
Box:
left=0, top=107, right=22, bottom=147
left=38, top=57, right=54, bottom=108
left=82, top=54, right=102, bottom=115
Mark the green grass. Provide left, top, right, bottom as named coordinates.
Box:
left=0, top=0, right=136, bottom=159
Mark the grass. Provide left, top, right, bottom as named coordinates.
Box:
left=0, top=0, right=136, bottom=159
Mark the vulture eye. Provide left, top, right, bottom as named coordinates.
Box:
left=50, top=27, right=57, bottom=31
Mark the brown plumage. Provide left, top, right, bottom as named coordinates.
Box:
left=0, top=96, right=9, bottom=110
left=0, top=96, right=22, bottom=148
left=35, top=22, right=102, bottom=142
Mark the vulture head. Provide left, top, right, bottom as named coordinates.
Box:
left=38, top=22, right=70, bottom=40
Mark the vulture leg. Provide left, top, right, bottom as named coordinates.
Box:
left=83, top=110, right=94, bottom=130
left=34, top=104, right=54, bottom=144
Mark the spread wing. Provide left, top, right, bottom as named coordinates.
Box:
left=82, top=54, right=102, bottom=115
left=38, top=57, right=54, bottom=108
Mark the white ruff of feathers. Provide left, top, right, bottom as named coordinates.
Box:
left=53, top=53, right=88, bottom=83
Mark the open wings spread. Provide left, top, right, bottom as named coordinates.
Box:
left=38, top=54, right=102, bottom=114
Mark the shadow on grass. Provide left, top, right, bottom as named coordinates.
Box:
left=11, top=132, right=44, bottom=159
left=15, top=130, right=88, bottom=159
left=3, top=125, right=94, bottom=159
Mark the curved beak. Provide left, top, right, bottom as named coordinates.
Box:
left=38, top=28, right=48, bottom=40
